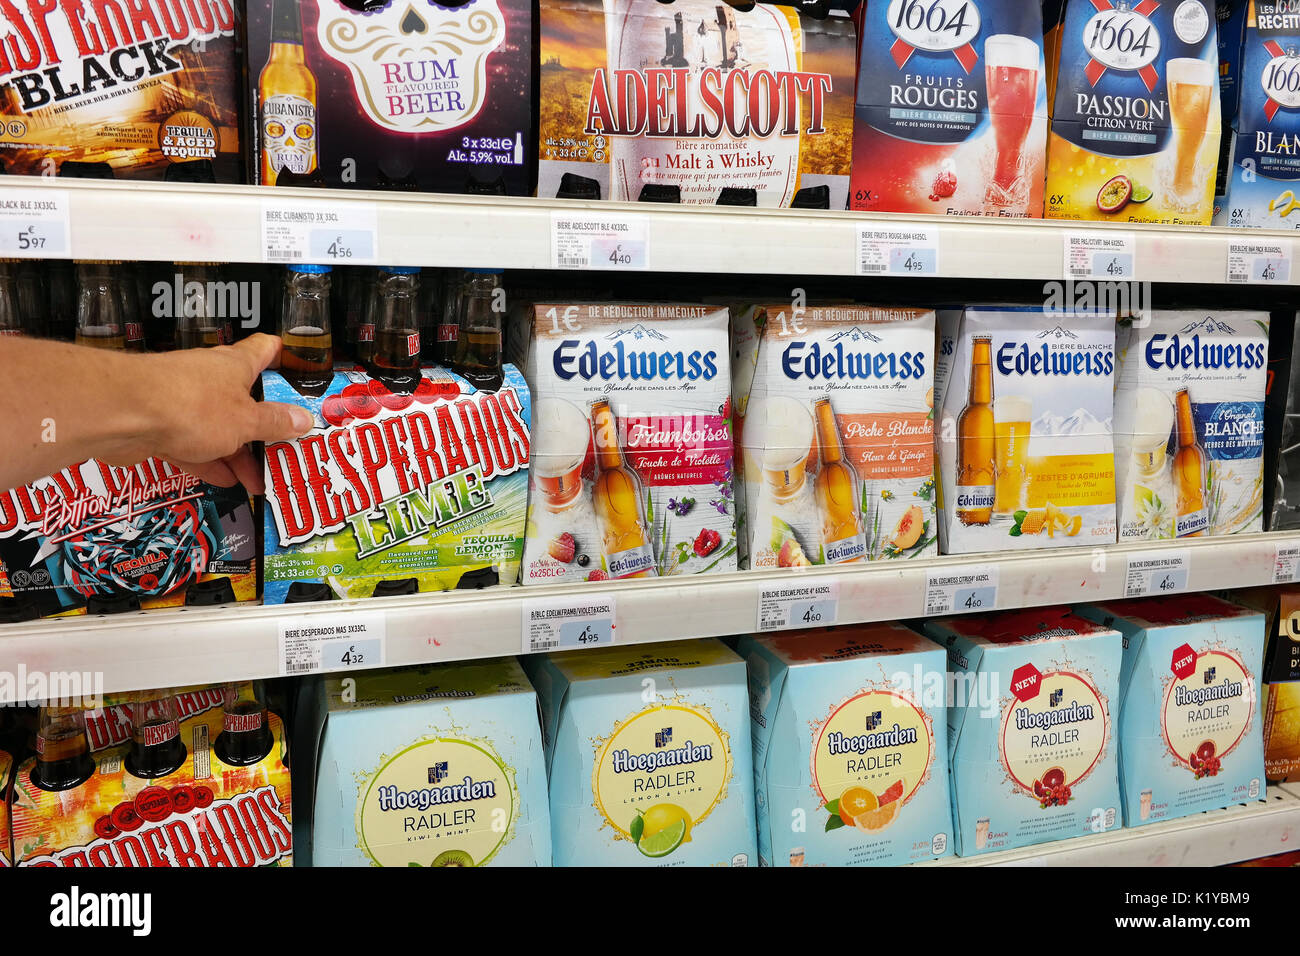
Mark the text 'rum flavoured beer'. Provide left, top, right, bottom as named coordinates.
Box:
left=32, top=706, right=95, bottom=792
left=259, top=0, right=318, bottom=187
left=812, top=397, right=865, bottom=564
left=957, top=337, right=996, bottom=526
left=125, top=692, right=187, bottom=780
left=279, top=264, right=334, bottom=398
left=591, top=399, right=656, bottom=579
left=1173, top=388, right=1209, bottom=538
left=214, top=682, right=274, bottom=767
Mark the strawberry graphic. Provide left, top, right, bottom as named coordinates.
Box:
left=693, top=528, right=722, bottom=557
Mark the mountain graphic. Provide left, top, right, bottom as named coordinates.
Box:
left=1178, top=316, right=1237, bottom=335
left=1036, top=326, right=1078, bottom=340
left=606, top=324, right=669, bottom=342
left=827, top=327, right=884, bottom=344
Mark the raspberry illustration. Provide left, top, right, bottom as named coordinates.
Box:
left=548, top=533, right=577, bottom=564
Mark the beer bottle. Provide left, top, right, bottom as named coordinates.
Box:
left=957, top=336, right=996, bottom=526
left=125, top=691, right=187, bottom=779
left=1173, top=388, right=1209, bottom=538
left=416, top=268, right=442, bottom=364
left=366, top=266, right=422, bottom=393
left=14, top=260, right=46, bottom=337
left=436, top=269, right=466, bottom=367
left=32, top=705, right=95, bottom=792
left=356, top=267, right=379, bottom=367
left=46, top=260, right=76, bottom=342
left=174, top=262, right=226, bottom=349
left=279, top=264, right=333, bottom=397
left=0, top=262, right=23, bottom=338
left=813, top=397, right=866, bottom=564
left=453, top=268, right=504, bottom=392
left=117, top=263, right=146, bottom=352
left=74, top=261, right=127, bottom=350
left=259, top=0, right=318, bottom=186
left=213, top=682, right=274, bottom=767
left=591, top=399, right=657, bottom=578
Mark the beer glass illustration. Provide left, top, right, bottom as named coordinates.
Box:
left=993, top=395, right=1032, bottom=516
left=984, top=34, right=1041, bottom=207
left=975, top=817, right=990, bottom=850
left=760, top=397, right=815, bottom=505
left=534, top=399, right=591, bottom=515
left=1167, top=57, right=1214, bottom=199
left=1140, top=788, right=1152, bottom=821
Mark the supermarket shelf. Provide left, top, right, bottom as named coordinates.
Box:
left=4, top=177, right=1297, bottom=282
left=0, top=532, right=1293, bottom=700
left=926, top=786, right=1300, bottom=868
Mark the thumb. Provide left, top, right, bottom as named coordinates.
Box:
left=247, top=400, right=313, bottom=443
left=231, top=333, right=283, bottom=382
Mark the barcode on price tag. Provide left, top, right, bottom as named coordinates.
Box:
left=856, top=226, right=939, bottom=276
left=924, top=565, right=998, bottom=616
left=1125, top=550, right=1190, bottom=598
left=1227, top=241, right=1292, bottom=284
left=522, top=595, right=615, bottom=653
left=278, top=611, right=386, bottom=676
left=0, top=188, right=70, bottom=257
left=1064, top=232, right=1136, bottom=280
left=1275, top=543, right=1300, bottom=584
left=757, top=579, right=838, bottom=632
left=262, top=198, right=378, bottom=264
left=551, top=212, right=649, bottom=270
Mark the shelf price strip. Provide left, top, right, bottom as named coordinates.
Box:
left=551, top=211, right=649, bottom=270
left=278, top=611, right=386, bottom=676
left=1124, top=549, right=1190, bottom=599
left=1227, top=240, right=1292, bottom=285
left=0, top=188, right=70, bottom=257
left=261, top=198, right=378, bottom=265
left=757, top=579, right=839, bottom=632
left=1274, top=542, right=1300, bottom=585
left=522, top=595, right=616, bottom=653
left=924, top=565, right=998, bottom=616
left=1064, top=232, right=1136, bottom=280
left=856, top=225, right=939, bottom=277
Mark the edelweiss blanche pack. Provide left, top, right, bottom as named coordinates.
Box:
left=1114, top=310, right=1269, bottom=540
left=938, top=306, right=1116, bottom=554
left=735, top=304, right=936, bottom=569
left=520, top=304, right=736, bottom=584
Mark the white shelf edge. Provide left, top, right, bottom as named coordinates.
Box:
left=924, top=785, right=1300, bottom=868
left=0, top=532, right=1293, bottom=700
left=0, top=177, right=1294, bottom=283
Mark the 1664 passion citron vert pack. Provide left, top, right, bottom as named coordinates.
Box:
left=536, top=0, right=856, bottom=206
left=1046, top=0, right=1222, bottom=223
left=524, top=639, right=756, bottom=866
left=739, top=624, right=953, bottom=867
left=0, top=0, right=242, bottom=178
left=11, top=684, right=292, bottom=867
left=261, top=364, right=530, bottom=602
left=301, top=659, right=550, bottom=867
left=733, top=304, right=936, bottom=570
left=851, top=0, right=1049, bottom=217
left=519, top=303, right=735, bottom=585
left=925, top=607, right=1122, bottom=856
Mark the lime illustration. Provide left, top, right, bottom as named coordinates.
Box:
left=637, top=819, right=687, bottom=858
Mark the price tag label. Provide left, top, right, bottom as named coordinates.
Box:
left=757, top=579, right=838, bottom=632
left=924, top=565, right=999, bottom=616
left=1227, top=240, right=1292, bottom=284
left=1125, top=549, right=1190, bottom=598
left=261, top=198, right=378, bottom=264
left=278, top=611, right=386, bottom=676
left=1274, top=543, right=1300, bottom=584
left=856, top=226, right=940, bottom=277
left=551, top=212, right=649, bottom=270
left=1065, top=232, right=1136, bottom=280
left=522, top=595, right=615, bottom=653
left=0, top=188, right=70, bottom=257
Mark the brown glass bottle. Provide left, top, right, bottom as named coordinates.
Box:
left=32, top=706, right=95, bottom=791
left=125, top=691, right=187, bottom=779
left=213, top=682, right=274, bottom=766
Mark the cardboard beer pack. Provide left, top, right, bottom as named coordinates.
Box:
left=1077, top=595, right=1267, bottom=826
left=1217, top=1, right=1300, bottom=229
left=0, top=0, right=242, bottom=179
left=261, top=365, right=531, bottom=603
left=536, top=0, right=856, bottom=206
left=519, top=303, right=736, bottom=585
left=11, top=684, right=293, bottom=867
left=851, top=0, right=1049, bottom=217
left=304, top=659, right=550, bottom=867
left=523, top=639, right=757, bottom=866
left=0, top=749, right=9, bottom=867
left=1114, top=310, right=1269, bottom=541
left=739, top=624, right=953, bottom=867
left=734, top=304, right=936, bottom=570
left=1046, top=0, right=1222, bottom=224
left=1212, top=0, right=1249, bottom=222
left=246, top=0, right=534, bottom=193
left=0, top=460, right=256, bottom=618
left=925, top=607, right=1123, bottom=856
left=937, top=306, right=1117, bottom=554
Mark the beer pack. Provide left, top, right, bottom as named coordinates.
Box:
left=246, top=0, right=534, bottom=193
left=536, top=0, right=856, bottom=206
left=1224, top=586, right=1300, bottom=784
left=851, top=0, right=1049, bottom=218
left=11, top=684, right=293, bottom=867
left=1114, top=311, right=1269, bottom=541
left=0, top=459, right=256, bottom=618
left=518, top=303, right=736, bottom=585
left=1046, top=0, right=1222, bottom=224
left=0, top=0, right=242, bottom=179
left=301, top=659, right=550, bottom=867
left=1077, top=595, right=1267, bottom=827
left=925, top=607, right=1122, bottom=856
left=0, top=749, right=9, bottom=867
left=261, top=365, right=531, bottom=603
left=734, top=304, right=936, bottom=570
left=1216, top=1, right=1300, bottom=229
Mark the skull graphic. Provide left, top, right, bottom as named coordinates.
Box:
left=316, top=0, right=505, bottom=133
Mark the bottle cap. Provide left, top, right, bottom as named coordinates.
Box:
left=288, top=264, right=333, bottom=274
left=381, top=266, right=421, bottom=275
